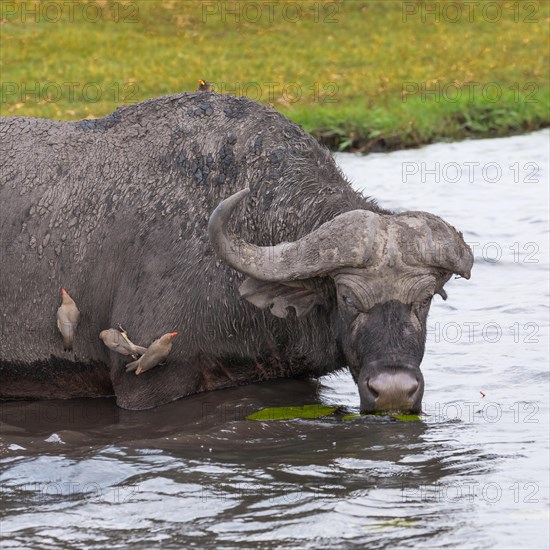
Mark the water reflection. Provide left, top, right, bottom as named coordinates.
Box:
left=1, top=378, right=497, bottom=549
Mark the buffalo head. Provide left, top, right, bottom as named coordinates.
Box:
left=209, top=189, right=473, bottom=414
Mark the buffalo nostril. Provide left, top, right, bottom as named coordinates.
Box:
left=367, top=381, right=379, bottom=398
left=367, top=372, right=419, bottom=400
left=407, top=380, right=419, bottom=397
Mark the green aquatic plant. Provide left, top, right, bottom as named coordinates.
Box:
left=246, top=407, right=421, bottom=422
left=366, top=518, right=417, bottom=531
left=246, top=405, right=338, bottom=421
left=342, top=413, right=421, bottom=422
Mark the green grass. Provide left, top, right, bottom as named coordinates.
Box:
left=1, top=0, right=548, bottom=151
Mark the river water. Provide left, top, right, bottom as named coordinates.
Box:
left=1, top=130, right=548, bottom=549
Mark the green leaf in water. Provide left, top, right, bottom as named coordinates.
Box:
left=342, top=413, right=363, bottom=421
left=391, top=414, right=421, bottom=422
left=342, top=413, right=421, bottom=422
left=246, top=405, right=338, bottom=421
left=367, top=518, right=417, bottom=531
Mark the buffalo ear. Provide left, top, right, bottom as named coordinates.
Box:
left=436, top=288, right=448, bottom=300
left=239, top=277, right=323, bottom=318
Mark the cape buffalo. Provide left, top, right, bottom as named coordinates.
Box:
left=0, top=93, right=473, bottom=412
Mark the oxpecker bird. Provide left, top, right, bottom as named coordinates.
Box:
left=100, top=328, right=147, bottom=358
left=57, top=288, right=80, bottom=351
left=126, top=332, right=178, bottom=375
left=196, top=79, right=213, bottom=92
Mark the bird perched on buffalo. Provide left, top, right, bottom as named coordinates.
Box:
left=125, top=332, right=178, bottom=375
left=100, top=328, right=147, bottom=358
left=56, top=288, right=80, bottom=351
left=196, top=79, right=213, bottom=92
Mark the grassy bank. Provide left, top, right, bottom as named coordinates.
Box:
left=1, top=0, right=548, bottom=152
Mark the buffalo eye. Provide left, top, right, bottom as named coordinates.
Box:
left=419, top=296, right=432, bottom=307
left=342, top=295, right=354, bottom=307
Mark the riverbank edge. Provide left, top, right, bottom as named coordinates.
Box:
left=312, top=120, right=550, bottom=153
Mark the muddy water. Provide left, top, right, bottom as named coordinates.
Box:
left=1, top=130, right=548, bottom=549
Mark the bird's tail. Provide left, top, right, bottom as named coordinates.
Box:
left=62, top=336, right=73, bottom=351
left=125, top=360, right=139, bottom=372
left=133, top=345, right=148, bottom=356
